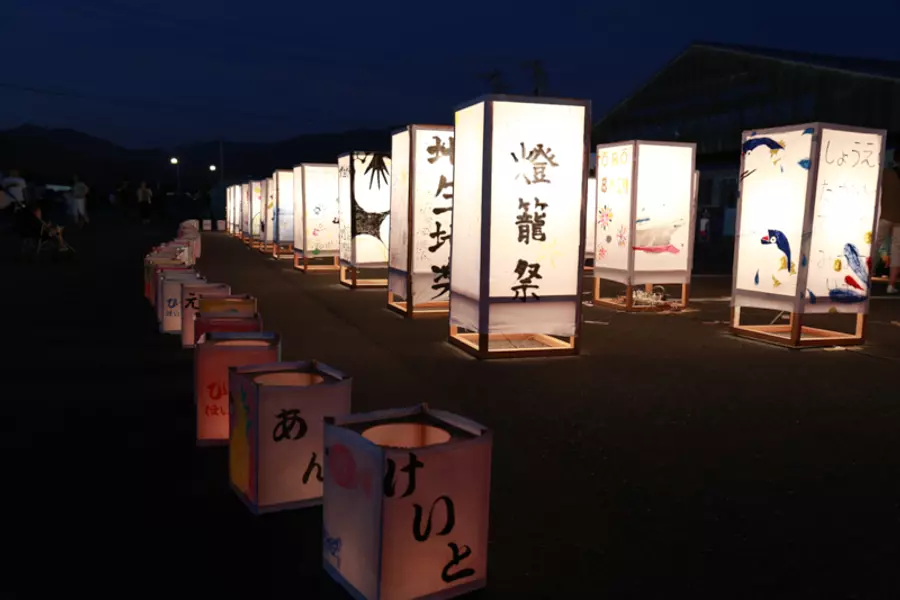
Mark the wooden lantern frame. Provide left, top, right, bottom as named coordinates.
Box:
left=271, top=169, right=295, bottom=259
left=447, top=95, right=589, bottom=359
left=729, top=122, right=885, bottom=349
left=337, top=151, right=390, bottom=289
left=292, top=163, right=342, bottom=273
left=387, top=124, right=454, bottom=319
left=591, top=141, right=698, bottom=312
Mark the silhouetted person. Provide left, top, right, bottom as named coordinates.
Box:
left=137, top=181, right=153, bottom=224
left=70, top=175, right=90, bottom=226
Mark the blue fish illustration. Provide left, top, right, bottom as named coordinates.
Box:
left=802, top=128, right=814, bottom=135
left=754, top=270, right=759, bottom=285
left=798, top=159, right=810, bottom=170
left=828, top=288, right=867, bottom=303
left=742, top=137, right=784, bottom=155
left=761, top=230, right=794, bottom=273
left=842, top=243, right=867, bottom=286
left=807, top=289, right=816, bottom=304
left=801, top=254, right=808, bottom=267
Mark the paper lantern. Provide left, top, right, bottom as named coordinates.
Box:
left=155, top=268, right=200, bottom=314
left=271, top=169, right=295, bottom=259
left=228, top=361, right=352, bottom=513
left=226, top=186, right=234, bottom=234
left=387, top=125, right=455, bottom=318
left=159, top=270, right=204, bottom=333
left=194, top=313, right=262, bottom=346
left=202, top=219, right=212, bottom=231
left=248, top=180, right=264, bottom=247
left=293, top=164, right=341, bottom=273
left=730, top=123, right=885, bottom=347
left=584, top=176, right=596, bottom=270
left=338, top=151, right=392, bottom=288
left=195, top=332, right=280, bottom=445
left=240, top=183, right=251, bottom=241
left=323, top=404, right=491, bottom=600
left=181, top=283, right=232, bottom=348
left=151, top=265, right=192, bottom=309
left=448, top=95, right=590, bottom=358
left=260, top=176, right=276, bottom=253
left=144, top=256, right=184, bottom=301
left=217, top=220, right=225, bottom=231
left=198, top=294, right=256, bottom=317
left=591, top=141, right=698, bottom=311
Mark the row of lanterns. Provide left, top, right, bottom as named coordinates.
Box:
left=145, top=220, right=492, bottom=600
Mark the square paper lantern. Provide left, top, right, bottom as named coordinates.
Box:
left=261, top=176, right=276, bottom=253
left=448, top=95, right=590, bottom=358
left=194, top=313, right=263, bottom=347
left=181, top=283, right=232, bottom=348
left=195, top=332, right=280, bottom=445
left=152, top=265, right=192, bottom=309
left=387, top=125, right=455, bottom=318
left=240, top=183, right=251, bottom=241
left=249, top=180, right=264, bottom=247
left=731, top=123, right=886, bottom=348
left=592, top=141, right=697, bottom=311
left=144, top=257, right=184, bottom=301
left=159, top=270, right=204, bottom=333
left=217, top=220, right=225, bottom=231
left=202, top=220, right=212, bottom=231
left=584, top=176, right=596, bottom=270
left=293, top=164, right=341, bottom=273
left=337, top=151, right=392, bottom=288
left=272, top=169, right=294, bottom=259
left=228, top=361, right=352, bottom=513
left=322, top=404, right=492, bottom=600
left=198, top=294, right=257, bottom=318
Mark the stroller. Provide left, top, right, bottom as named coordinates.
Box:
left=14, top=204, right=76, bottom=261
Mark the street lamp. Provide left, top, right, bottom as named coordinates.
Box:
left=170, top=157, right=181, bottom=193
left=209, top=165, right=216, bottom=172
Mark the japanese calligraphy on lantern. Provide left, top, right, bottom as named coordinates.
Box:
left=488, top=102, right=586, bottom=299
left=339, top=151, right=392, bottom=267
left=295, top=164, right=340, bottom=256
left=594, top=143, right=634, bottom=272
left=250, top=181, right=263, bottom=237
left=240, top=183, right=250, bottom=235
left=338, top=156, right=353, bottom=263
left=413, top=129, right=454, bottom=304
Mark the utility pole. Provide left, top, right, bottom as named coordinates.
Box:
left=524, top=59, right=547, bottom=96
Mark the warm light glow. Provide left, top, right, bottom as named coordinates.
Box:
left=209, top=164, right=216, bottom=171
left=170, top=157, right=178, bottom=165
left=340, top=152, right=392, bottom=267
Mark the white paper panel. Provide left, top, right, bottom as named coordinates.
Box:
left=585, top=177, right=596, bottom=258
left=389, top=131, right=410, bottom=271
left=449, top=102, right=484, bottom=303
left=338, top=156, right=353, bottom=263
left=351, top=152, right=392, bottom=266
left=251, top=181, right=263, bottom=236
left=412, top=127, right=454, bottom=305
left=304, top=164, right=340, bottom=255
left=734, top=128, right=812, bottom=296
left=805, top=127, right=882, bottom=312
left=265, top=177, right=276, bottom=243
left=488, top=101, right=586, bottom=299
left=633, top=143, right=695, bottom=273
left=292, top=166, right=304, bottom=249
left=275, top=170, right=294, bottom=243
left=594, top=144, right=633, bottom=273
left=240, top=184, right=249, bottom=234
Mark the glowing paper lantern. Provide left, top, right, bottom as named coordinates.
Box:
left=323, top=404, right=491, bottom=600
left=159, top=270, right=204, bottom=333
left=226, top=186, right=234, bottom=234
left=249, top=180, right=264, bottom=247
left=216, top=219, right=225, bottom=231
left=198, top=294, right=256, bottom=317
left=584, top=176, right=596, bottom=269
left=151, top=265, right=192, bottom=309
left=195, top=332, right=280, bottom=445
left=194, top=311, right=262, bottom=346
left=229, top=361, right=352, bottom=513
left=144, top=256, right=184, bottom=301
left=448, top=95, right=590, bottom=358
left=181, top=282, right=232, bottom=348
left=293, top=164, right=341, bottom=272
left=387, top=125, right=454, bottom=318
left=272, top=169, right=295, bottom=259
left=338, top=151, right=392, bottom=288
left=731, top=123, right=885, bottom=347
left=592, top=141, right=698, bottom=311
left=240, top=183, right=251, bottom=241
left=202, top=220, right=212, bottom=231
left=260, top=176, right=276, bottom=253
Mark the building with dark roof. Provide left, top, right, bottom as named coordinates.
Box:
left=592, top=42, right=900, bottom=234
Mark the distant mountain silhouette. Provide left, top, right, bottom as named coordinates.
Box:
left=0, top=125, right=398, bottom=191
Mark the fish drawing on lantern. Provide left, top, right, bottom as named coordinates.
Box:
left=761, top=229, right=796, bottom=274
left=632, top=217, right=685, bottom=254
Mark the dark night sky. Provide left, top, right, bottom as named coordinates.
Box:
left=5, top=0, right=900, bottom=149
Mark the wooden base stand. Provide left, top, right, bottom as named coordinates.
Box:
left=271, top=243, right=293, bottom=259
left=387, top=292, right=449, bottom=318
left=592, top=279, right=690, bottom=312
left=339, top=265, right=387, bottom=289
left=872, top=276, right=889, bottom=284
left=448, top=325, right=576, bottom=359
left=730, top=307, right=866, bottom=348
left=293, top=254, right=339, bottom=273
left=259, top=241, right=274, bottom=254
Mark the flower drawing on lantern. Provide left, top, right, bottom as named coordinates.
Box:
left=597, top=246, right=608, bottom=260
left=616, top=224, right=628, bottom=247
left=598, top=205, right=613, bottom=230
